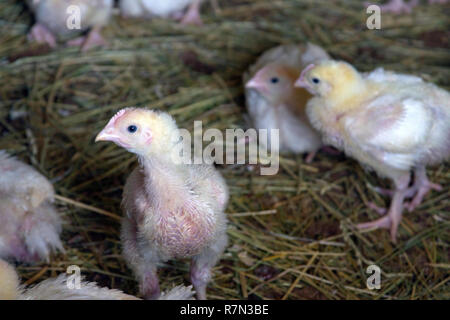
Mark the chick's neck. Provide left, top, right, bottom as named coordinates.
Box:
left=138, top=154, right=190, bottom=202
left=326, top=80, right=370, bottom=112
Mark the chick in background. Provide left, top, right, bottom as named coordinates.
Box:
left=0, top=259, right=195, bottom=300
left=27, top=0, right=113, bottom=51
left=296, top=60, right=449, bottom=242
left=95, top=108, right=229, bottom=300
left=0, top=151, right=63, bottom=263
left=119, top=0, right=204, bottom=25
left=244, top=43, right=330, bottom=163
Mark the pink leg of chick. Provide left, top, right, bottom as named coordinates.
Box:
left=180, top=0, right=203, bottom=26
left=405, top=166, right=442, bottom=212
left=304, top=151, right=317, bottom=164
left=366, top=182, right=418, bottom=214
left=357, top=173, right=411, bottom=242
left=66, top=26, right=107, bottom=52
left=141, top=269, right=160, bottom=299
left=27, top=23, right=57, bottom=48
left=190, top=233, right=228, bottom=300
left=121, top=217, right=160, bottom=300
left=378, top=0, right=419, bottom=14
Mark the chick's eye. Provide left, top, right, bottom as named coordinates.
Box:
left=127, top=125, right=138, bottom=133
left=270, top=77, right=279, bottom=84
left=312, top=78, right=320, bottom=84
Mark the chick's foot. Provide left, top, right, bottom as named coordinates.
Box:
left=367, top=202, right=388, bottom=215
left=66, top=27, right=106, bottom=52
left=405, top=167, right=442, bottom=212
left=28, top=23, right=56, bottom=48
left=305, top=151, right=317, bottom=163
left=358, top=174, right=411, bottom=242
left=180, top=0, right=203, bottom=25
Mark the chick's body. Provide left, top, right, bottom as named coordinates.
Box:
left=244, top=43, right=330, bottom=162
left=96, top=108, right=228, bottom=300
left=0, top=151, right=63, bottom=262
left=0, top=259, right=194, bottom=300
left=297, top=61, right=450, bottom=241
left=119, top=0, right=203, bottom=25
left=27, top=0, right=113, bottom=50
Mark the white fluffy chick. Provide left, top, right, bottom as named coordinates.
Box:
left=95, top=108, right=229, bottom=300
left=244, top=43, right=330, bottom=162
left=296, top=60, right=450, bottom=242
left=0, top=151, right=63, bottom=263
left=119, top=0, right=204, bottom=25
left=0, top=259, right=195, bottom=300
left=27, top=0, right=113, bottom=51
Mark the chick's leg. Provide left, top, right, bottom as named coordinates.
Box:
left=141, top=267, right=160, bottom=300
left=28, top=23, right=57, bottom=48
left=367, top=183, right=417, bottom=215
left=66, top=26, right=106, bottom=52
left=405, top=166, right=442, bottom=212
left=190, top=232, right=228, bottom=300
left=357, top=173, right=411, bottom=242
left=121, top=217, right=160, bottom=299
left=304, top=151, right=317, bottom=164
left=180, top=0, right=203, bottom=26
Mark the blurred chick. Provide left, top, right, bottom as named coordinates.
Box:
left=119, top=0, right=204, bottom=25
left=295, top=60, right=450, bottom=242
left=0, top=151, right=63, bottom=262
left=370, top=0, right=448, bottom=14
left=27, top=0, right=113, bottom=51
left=95, top=108, right=228, bottom=300
left=244, top=43, right=330, bottom=162
left=0, top=259, right=194, bottom=300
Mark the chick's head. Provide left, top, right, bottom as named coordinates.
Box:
left=295, top=60, right=362, bottom=101
left=95, top=108, right=179, bottom=157
left=246, top=64, right=300, bottom=104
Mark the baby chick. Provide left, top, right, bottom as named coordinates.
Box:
left=0, top=151, right=63, bottom=263
left=244, top=43, right=330, bottom=162
left=27, top=0, right=113, bottom=51
left=119, top=0, right=204, bottom=25
left=95, top=108, right=229, bottom=300
left=0, top=259, right=194, bottom=300
left=295, top=60, right=449, bottom=242
left=371, top=0, right=448, bottom=14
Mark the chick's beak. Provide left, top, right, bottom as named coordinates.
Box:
left=294, top=64, right=315, bottom=90
left=246, top=77, right=268, bottom=94
left=95, top=126, right=118, bottom=142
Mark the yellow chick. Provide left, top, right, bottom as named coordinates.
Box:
left=27, top=0, right=113, bottom=51
left=95, top=108, right=229, bottom=300
left=119, top=0, right=203, bottom=25
left=0, top=259, right=194, bottom=300
left=295, top=60, right=450, bottom=242
left=0, top=151, right=63, bottom=262
left=244, top=43, right=330, bottom=162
